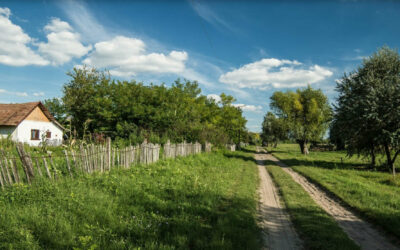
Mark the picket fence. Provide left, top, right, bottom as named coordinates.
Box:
left=0, top=139, right=212, bottom=189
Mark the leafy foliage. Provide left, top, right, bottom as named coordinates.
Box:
left=44, top=67, right=248, bottom=145
left=261, top=112, right=288, bottom=147
left=269, top=86, right=332, bottom=154
left=334, top=47, right=400, bottom=174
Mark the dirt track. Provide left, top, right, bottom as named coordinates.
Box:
left=255, top=151, right=301, bottom=250
left=263, top=152, right=399, bottom=250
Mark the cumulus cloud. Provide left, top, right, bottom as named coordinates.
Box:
left=38, top=18, right=92, bottom=65
left=0, top=7, right=48, bottom=66
left=232, top=103, right=263, bottom=112
left=207, top=94, right=221, bottom=103
left=219, top=58, right=333, bottom=89
left=82, top=36, right=188, bottom=77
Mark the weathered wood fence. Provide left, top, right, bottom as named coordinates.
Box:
left=0, top=139, right=211, bottom=189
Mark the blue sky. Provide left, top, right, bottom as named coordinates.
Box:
left=1, top=0, right=400, bottom=132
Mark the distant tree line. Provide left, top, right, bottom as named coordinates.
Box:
left=261, top=46, right=400, bottom=175
left=44, top=67, right=248, bottom=146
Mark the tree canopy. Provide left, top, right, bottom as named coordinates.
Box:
left=44, top=67, right=248, bottom=146
left=270, top=86, right=332, bottom=154
left=261, top=112, right=288, bottom=147
left=333, top=47, right=400, bottom=175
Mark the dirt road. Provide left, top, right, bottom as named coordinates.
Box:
left=255, top=151, right=301, bottom=250
left=263, top=152, right=399, bottom=250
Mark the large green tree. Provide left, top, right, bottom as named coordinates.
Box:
left=261, top=112, right=288, bottom=147
left=270, top=86, right=332, bottom=154
left=334, top=47, right=400, bottom=175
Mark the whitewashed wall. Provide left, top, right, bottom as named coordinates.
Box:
left=14, top=120, right=63, bottom=146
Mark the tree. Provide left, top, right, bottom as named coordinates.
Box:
left=270, top=86, right=332, bottom=154
left=59, top=67, right=247, bottom=145
left=261, top=112, right=287, bottom=147
left=335, top=47, right=400, bottom=175
left=43, top=98, right=67, bottom=126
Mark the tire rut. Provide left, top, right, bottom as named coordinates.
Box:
left=255, top=150, right=301, bottom=250
left=264, top=152, right=399, bottom=250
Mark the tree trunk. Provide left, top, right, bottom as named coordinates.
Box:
left=298, top=140, right=309, bottom=155
left=384, top=144, right=396, bottom=177
left=370, top=147, right=376, bottom=168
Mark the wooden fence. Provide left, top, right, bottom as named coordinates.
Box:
left=0, top=139, right=210, bottom=189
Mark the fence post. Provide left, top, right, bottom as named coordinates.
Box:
left=64, top=150, right=72, bottom=177
left=10, top=159, right=20, bottom=183
left=107, top=137, right=111, bottom=170
left=16, top=143, right=34, bottom=184
left=42, top=156, right=52, bottom=179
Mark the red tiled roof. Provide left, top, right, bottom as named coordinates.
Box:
left=0, top=102, right=55, bottom=126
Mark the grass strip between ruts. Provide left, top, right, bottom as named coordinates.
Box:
left=265, top=162, right=360, bottom=250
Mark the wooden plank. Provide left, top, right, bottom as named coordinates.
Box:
left=10, top=159, right=20, bottom=183
left=3, top=156, right=13, bottom=184
left=0, top=159, right=9, bottom=185
left=64, top=150, right=72, bottom=177
left=48, top=154, right=57, bottom=180
left=35, top=157, right=43, bottom=177
left=42, top=156, right=52, bottom=179
left=11, top=159, right=20, bottom=183
left=16, top=143, right=34, bottom=182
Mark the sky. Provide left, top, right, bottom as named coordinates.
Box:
left=1, top=0, right=400, bottom=132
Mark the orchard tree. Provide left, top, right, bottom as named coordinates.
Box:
left=335, top=47, right=400, bottom=175
left=270, top=86, right=332, bottom=154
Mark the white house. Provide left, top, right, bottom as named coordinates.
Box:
left=0, top=102, right=64, bottom=146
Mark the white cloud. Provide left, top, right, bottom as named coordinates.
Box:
left=15, top=92, right=28, bottom=97
left=207, top=94, right=221, bottom=103
left=0, top=7, right=48, bottom=66
left=219, top=58, right=333, bottom=89
left=83, top=36, right=188, bottom=77
left=232, top=103, right=263, bottom=112
left=0, top=89, right=6, bottom=93
left=33, top=92, right=45, bottom=97
left=62, top=0, right=109, bottom=43
left=189, top=0, right=237, bottom=34
left=38, top=18, right=92, bottom=65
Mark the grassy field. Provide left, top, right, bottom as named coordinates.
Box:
left=270, top=144, right=400, bottom=240
left=265, top=162, right=359, bottom=250
left=0, top=150, right=261, bottom=249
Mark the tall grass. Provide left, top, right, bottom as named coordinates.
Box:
left=0, top=150, right=261, bottom=249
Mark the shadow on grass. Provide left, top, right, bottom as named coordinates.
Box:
left=280, top=158, right=368, bottom=170
left=223, top=151, right=257, bottom=163
left=240, top=147, right=258, bottom=154
left=122, top=190, right=262, bottom=249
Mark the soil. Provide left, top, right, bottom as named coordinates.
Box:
left=255, top=149, right=302, bottom=250
left=263, top=152, right=399, bottom=250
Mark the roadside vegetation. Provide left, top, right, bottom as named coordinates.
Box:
left=0, top=150, right=261, bottom=249
left=270, top=144, right=400, bottom=239
left=44, top=67, right=249, bottom=146
left=265, top=161, right=359, bottom=250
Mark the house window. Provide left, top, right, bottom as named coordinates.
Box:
left=31, top=129, right=40, bottom=140
left=46, top=131, right=51, bottom=139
